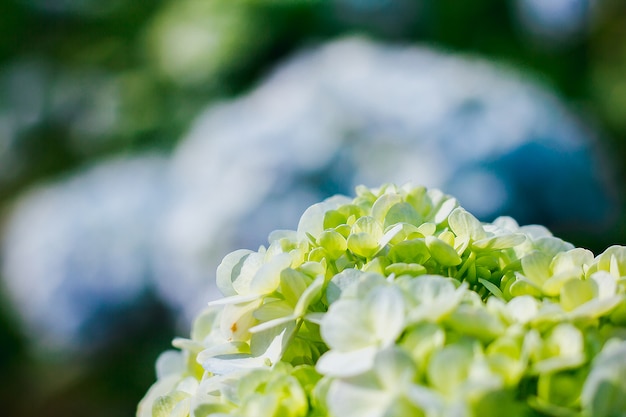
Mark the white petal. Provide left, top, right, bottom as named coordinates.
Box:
left=177, top=377, right=199, bottom=395
left=216, top=249, right=253, bottom=297
left=316, top=346, right=378, bottom=377
left=472, top=233, right=526, bottom=250
left=321, top=300, right=373, bottom=350
left=377, top=223, right=403, bottom=250
left=249, top=321, right=295, bottom=358
left=156, top=350, right=185, bottom=379
left=521, top=251, right=552, bottom=287
left=327, top=379, right=391, bottom=417
left=368, top=286, right=406, bottom=345
left=405, top=385, right=445, bottom=416
left=219, top=299, right=262, bottom=341
left=196, top=341, right=249, bottom=361
left=208, top=293, right=261, bottom=306
left=203, top=327, right=290, bottom=375
left=232, top=252, right=265, bottom=295
left=303, top=312, right=324, bottom=324
left=326, top=268, right=362, bottom=304
left=591, top=271, right=618, bottom=299
left=248, top=315, right=295, bottom=334
left=374, top=348, right=416, bottom=390
left=506, top=296, right=539, bottom=324
left=136, top=375, right=181, bottom=417
left=297, top=195, right=351, bottom=241
left=448, top=207, right=486, bottom=241
left=203, top=354, right=268, bottom=375
left=433, top=197, right=458, bottom=225
left=249, top=252, right=293, bottom=294
left=551, top=248, right=593, bottom=274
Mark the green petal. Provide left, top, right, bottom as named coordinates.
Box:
left=280, top=268, right=312, bottom=306
left=385, top=262, right=427, bottom=277
left=318, top=230, right=348, bottom=259
left=426, top=236, right=462, bottom=266
left=445, top=304, right=505, bottom=342
left=371, top=192, right=404, bottom=225
left=298, top=196, right=351, bottom=241
left=388, top=238, right=430, bottom=264
left=520, top=251, right=553, bottom=288
left=560, top=279, right=595, bottom=312
left=347, top=232, right=379, bottom=259
left=384, top=202, right=422, bottom=229
left=427, top=344, right=473, bottom=395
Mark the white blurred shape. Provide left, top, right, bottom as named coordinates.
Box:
left=2, top=156, right=169, bottom=352
left=1, top=37, right=615, bottom=353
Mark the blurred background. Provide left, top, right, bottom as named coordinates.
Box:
left=0, top=0, right=625, bottom=416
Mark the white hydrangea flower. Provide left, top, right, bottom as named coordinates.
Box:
left=137, top=183, right=626, bottom=417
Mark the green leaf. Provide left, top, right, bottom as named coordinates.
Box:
left=478, top=278, right=504, bottom=299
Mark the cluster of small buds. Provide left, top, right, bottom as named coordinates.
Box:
left=138, top=184, right=626, bottom=417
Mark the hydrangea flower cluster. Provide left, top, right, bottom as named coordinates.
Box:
left=141, top=183, right=626, bottom=417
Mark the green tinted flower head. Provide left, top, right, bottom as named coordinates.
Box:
left=138, top=183, right=626, bottom=417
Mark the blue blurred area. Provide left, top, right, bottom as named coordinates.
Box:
left=1, top=1, right=625, bottom=417
left=488, top=141, right=612, bottom=226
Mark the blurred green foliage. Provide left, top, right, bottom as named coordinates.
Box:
left=1, top=1, right=625, bottom=416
